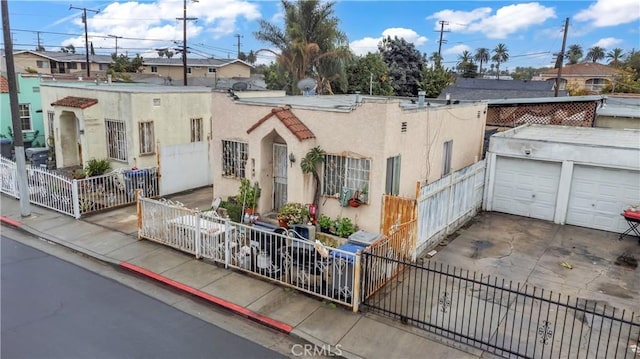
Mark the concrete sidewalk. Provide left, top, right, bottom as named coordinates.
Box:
left=0, top=196, right=482, bottom=359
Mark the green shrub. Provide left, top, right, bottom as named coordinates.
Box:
left=336, top=217, right=356, bottom=238
left=318, top=214, right=332, bottom=229
left=85, top=158, right=111, bottom=177
left=220, top=200, right=242, bottom=222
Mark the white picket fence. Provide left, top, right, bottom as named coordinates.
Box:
left=416, top=160, right=486, bottom=254
left=138, top=197, right=362, bottom=309
left=0, top=156, right=158, bottom=218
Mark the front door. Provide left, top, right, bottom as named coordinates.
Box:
left=273, top=143, right=287, bottom=211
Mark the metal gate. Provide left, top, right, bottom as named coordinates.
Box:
left=273, top=143, right=287, bottom=211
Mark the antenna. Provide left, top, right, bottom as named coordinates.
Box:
left=297, top=78, right=317, bottom=96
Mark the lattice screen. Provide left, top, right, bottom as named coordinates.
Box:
left=486, top=101, right=598, bottom=127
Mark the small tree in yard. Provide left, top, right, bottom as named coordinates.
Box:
left=300, top=146, right=326, bottom=207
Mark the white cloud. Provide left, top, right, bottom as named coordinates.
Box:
left=575, top=0, right=640, bottom=27
left=428, top=3, right=556, bottom=39
left=349, top=28, right=427, bottom=56
left=443, top=44, right=471, bottom=56
left=64, top=0, right=260, bottom=55
left=592, top=37, right=623, bottom=49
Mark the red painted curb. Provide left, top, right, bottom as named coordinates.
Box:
left=119, top=261, right=293, bottom=334
left=0, top=216, right=22, bottom=228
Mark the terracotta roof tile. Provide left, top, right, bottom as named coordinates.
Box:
left=247, top=107, right=315, bottom=141
left=0, top=76, right=8, bottom=93
left=51, top=96, right=98, bottom=109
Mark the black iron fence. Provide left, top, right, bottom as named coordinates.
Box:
left=361, top=253, right=640, bottom=359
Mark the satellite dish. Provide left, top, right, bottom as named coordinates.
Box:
left=232, top=82, right=248, bottom=91
left=297, top=77, right=317, bottom=95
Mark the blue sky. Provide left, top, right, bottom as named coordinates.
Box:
left=4, top=0, right=640, bottom=70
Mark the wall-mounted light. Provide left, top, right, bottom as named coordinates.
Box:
left=289, top=153, right=296, bottom=167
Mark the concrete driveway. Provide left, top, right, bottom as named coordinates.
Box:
left=426, top=211, right=640, bottom=313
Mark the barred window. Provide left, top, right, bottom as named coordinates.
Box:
left=105, top=119, right=127, bottom=161
left=190, top=118, right=203, bottom=142
left=47, top=111, right=54, bottom=140
left=222, top=140, right=248, bottom=178
left=139, top=122, right=154, bottom=155
left=322, top=154, right=370, bottom=200
left=18, top=104, right=31, bottom=130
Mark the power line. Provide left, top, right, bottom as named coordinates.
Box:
left=436, top=20, right=450, bottom=66
left=69, top=4, right=99, bottom=78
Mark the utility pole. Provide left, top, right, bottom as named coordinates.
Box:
left=2, top=0, right=31, bottom=216
left=108, top=34, right=122, bottom=57
left=36, top=31, right=42, bottom=50
left=554, top=17, right=569, bottom=97
left=436, top=20, right=449, bottom=67
left=70, top=5, right=99, bottom=78
left=369, top=72, right=373, bottom=95
left=234, top=34, right=243, bottom=58
left=177, top=0, right=198, bottom=86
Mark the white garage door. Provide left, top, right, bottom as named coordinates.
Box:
left=492, top=157, right=561, bottom=221
left=566, top=165, right=640, bottom=233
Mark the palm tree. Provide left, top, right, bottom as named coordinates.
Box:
left=474, top=48, right=489, bottom=76
left=458, top=50, right=472, bottom=65
left=429, top=52, right=443, bottom=68
left=254, top=0, right=349, bottom=94
left=606, top=48, right=625, bottom=68
left=300, top=146, right=326, bottom=207
left=566, top=44, right=583, bottom=65
left=585, top=46, right=605, bottom=63
left=491, top=43, right=509, bottom=80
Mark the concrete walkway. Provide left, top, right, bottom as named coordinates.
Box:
left=0, top=195, right=482, bottom=359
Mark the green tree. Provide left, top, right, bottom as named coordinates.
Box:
left=246, top=50, right=257, bottom=65
left=254, top=0, right=350, bottom=95
left=238, top=51, right=248, bottom=61
left=474, top=47, right=489, bottom=76
left=300, top=146, right=326, bottom=207
left=346, top=53, right=394, bottom=96
left=109, top=54, right=143, bottom=73
left=566, top=44, right=583, bottom=65
left=510, top=67, right=543, bottom=81
left=622, top=49, right=640, bottom=80
left=606, top=48, right=625, bottom=68
left=421, top=65, right=455, bottom=98
left=60, top=44, right=76, bottom=53
left=585, top=46, right=605, bottom=63
left=257, top=62, right=291, bottom=91
left=491, top=43, right=509, bottom=80
left=379, top=36, right=426, bottom=96
left=457, top=50, right=477, bottom=78
left=428, top=52, right=442, bottom=68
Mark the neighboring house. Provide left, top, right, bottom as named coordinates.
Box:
left=486, top=95, right=604, bottom=128
left=537, top=62, right=622, bottom=93
left=211, top=91, right=488, bottom=233
left=596, top=95, right=640, bottom=129
left=484, top=124, right=640, bottom=234
left=439, top=77, right=566, bottom=101
left=0, top=73, right=46, bottom=147
left=39, top=82, right=213, bottom=178
left=140, top=58, right=253, bottom=84
left=12, top=50, right=112, bottom=75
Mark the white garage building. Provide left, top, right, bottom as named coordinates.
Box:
left=484, top=124, right=640, bottom=233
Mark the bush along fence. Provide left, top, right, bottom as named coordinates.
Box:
left=0, top=156, right=158, bottom=218
left=137, top=196, right=363, bottom=310
left=360, top=255, right=640, bottom=359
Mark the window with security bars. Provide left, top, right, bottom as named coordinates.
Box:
left=385, top=155, right=401, bottom=195
left=222, top=140, right=248, bottom=178
left=19, top=104, right=32, bottom=130
left=105, top=119, right=128, bottom=161
left=191, top=118, right=203, bottom=142
left=138, top=122, right=154, bottom=154
left=322, top=154, right=370, bottom=201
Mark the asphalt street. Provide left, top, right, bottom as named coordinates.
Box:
left=1, top=234, right=286, bottom=359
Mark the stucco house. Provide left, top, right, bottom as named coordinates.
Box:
left=0, top=73, right=46, bottom=149
left=211, top=92, right=487, bottom=233
left=537, top=62, right=622, bottom=93
left=140, top=58, right=253, bottom=84
left=12, top=50, right=112, bottom=76
left=39, top=82, right=213, bottom=177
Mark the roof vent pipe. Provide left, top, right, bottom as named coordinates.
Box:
left=418, top=91, right=426, bottom=108
left=355, top=91, right=361, bottom=104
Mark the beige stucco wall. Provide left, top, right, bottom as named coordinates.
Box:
left=210, top=93, right=486, bottom=233
left=14, top=53, right=50, bottom=74
left=40, top=84, right=212, bottom=170
left=142, top=62, right=251, bottom=81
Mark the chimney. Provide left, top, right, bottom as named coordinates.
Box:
left=418, top=91, right=426, bottom=108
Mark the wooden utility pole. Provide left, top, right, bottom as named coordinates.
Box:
left=177, top=0, right=197, bottom=86
left=2, top=0, right=31, bottom=216
left=70, top=5, right=99, bottom=78
left=555, top=17, right=569, bottom=97
left=436, top=20, right=449, bottom=67
left=108, top=34, right=122, bottom=57
left=234, top=34, right=243, bottom=58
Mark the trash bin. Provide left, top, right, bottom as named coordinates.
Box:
left=330, top=243, right=366, bottom=299
left=0, top=138, right=13, bottom=159
left=348, top=230, right=381, bottom=247
left=25, top=147, right=49, bottom=167
left=123, top=169, right=150, bottom=199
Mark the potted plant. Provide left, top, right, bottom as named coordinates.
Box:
left=277, top=202, right=306, bottom=228
left=300, top=146, right=326, bottom=207
left=335, top=217, right=356, bottom=238
left=236, top=178, right=261, bottom=214
left=84, top=158, right=111, bottom=177
left=318, top=214, right=332, bottom=233
left=348, top=190, right=363, bottom=208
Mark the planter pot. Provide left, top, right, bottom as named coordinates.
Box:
left=278, top=218, right=289, bottom=228
left=320, top=226, right=331, bottom=234
left=348, top=198, right=362, bottom=208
